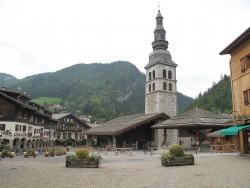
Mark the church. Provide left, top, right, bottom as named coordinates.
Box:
left=85, top=9, right=179, bottom=149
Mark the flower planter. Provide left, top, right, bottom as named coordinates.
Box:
left=66, top=159, right=99, bottom=168
left=0, top=150, right=15, bottom=158
left=23, top=150, right=38, bottom=158
left=161, top=156, right=194, bottom=167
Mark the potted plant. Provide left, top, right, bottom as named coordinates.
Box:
left=23, top=148, right=38, bottom=158
left=160, top=144, right=194, bottom=167
left=0, top=150, right=15, bottom=158
left=65, top=148, right=102, bottom=168
left=45, top=147, right=55, bottom=157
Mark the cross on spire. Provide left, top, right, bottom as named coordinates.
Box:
left=158, top=1, right=161, bottom=11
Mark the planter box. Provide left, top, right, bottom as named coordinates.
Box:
left=66, top=159, right=99, bottom=168
left=162, top=156, right=194, bottom=167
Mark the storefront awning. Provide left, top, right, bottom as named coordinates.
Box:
left=220, top=125, right=250, bottom=136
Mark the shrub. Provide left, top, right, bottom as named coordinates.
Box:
left=0, top=144, right=11, bottom=150
left=54, top=146, right=66, bottom=156
left=24, top=148, right=37, bottom=157
left=89, top=154, right=102, bottom=162
left=1, top=150, right=11, bottom=158
left=48, top=148, right=55, bottom=156
left=160, top=153, right=174, bottom=166
left=185, top=153, right=194, bottom=160
left=169, top=144, right=185, bottom=157
left=75, top=148, right=89, bottom=159
left=65, top=154, right=77, bottom=167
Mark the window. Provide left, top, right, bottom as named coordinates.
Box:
left=75, top=133, right=78, bottom=139
left=63, top=133, right=67, bottom=139
left=163, top=69, right=166, bottom=78
left=23, top=125, right=26, bottom=132
left=163, top=82, right=167, bottom=90
left=243, top=89, right=250, bottom=105
left=169, top=83, right=172, bottom=91
left=149, top=72, right=151, bottom=80
left=57, top=133, right=61, bottom=139
left=168, top=70, right=172, bottom=79
left=149, top=84, right=151, bottom=92
left=240, top=56, right=250, bottom=73
left=153, top=70, right=155, bottom=79
left=15, top=124, right=21, bottom=131
left=152, top=83, right=155, bottom=91
left=0, top=124, right=5, bottom=131
left=68, top=133, right=71, bottom=138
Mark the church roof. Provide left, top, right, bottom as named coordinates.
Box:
left=152, top=108, right=230, bottom=129
left=85, top=113, right=169, bottom=136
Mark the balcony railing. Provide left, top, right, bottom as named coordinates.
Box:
left=56, top=127, right=82, bottom=132
left=0, top=116, right=53, bottom=127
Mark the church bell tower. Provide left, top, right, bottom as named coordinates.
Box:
left=145, top=9, right=178, bottom=117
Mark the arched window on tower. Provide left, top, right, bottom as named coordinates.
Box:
left=149, top=72, right=152, bottom=81
left=163, top=69, right=166, bottom=78
left=149, top=84, right=151, bottom=92
left=163, top=82, right=167, bottom=90
left=169, top=83, right=172, bottom=91
left=153, top=70, right=155, bottom=79
left=168, top=70, right=172, bottom=79
left=152, top=83, right=155, bottom=91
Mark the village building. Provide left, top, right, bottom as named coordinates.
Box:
left=0, top=87, right=57, bottom=153
left=86, top=113, right=168, bottom=149
left=85, top=9, right=177, bottom=149
left=53, top=113, right=91, bottom=146
left=217, top=27, right=250, bottom=154
left=152, top=107, right=230, bottom=148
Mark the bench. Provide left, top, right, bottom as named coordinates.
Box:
left=115, top=148, right=133, bottom=156
left=143, top=147, right=158, bottom=155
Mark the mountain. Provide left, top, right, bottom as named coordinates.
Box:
left=185, top=74, right=232, bottom=114
left=1, top=61, right=193, bottom=121
left=0, top=73, right=18, bottom=86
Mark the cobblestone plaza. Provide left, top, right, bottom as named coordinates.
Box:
left=1, top=151, right=250, bottom=188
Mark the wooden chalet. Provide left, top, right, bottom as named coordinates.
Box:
left=220, top=27, right=250, bottom=154
left=52, top=113, right=91, bottom=146
left=152, top=108, right=230, bottom=148
left=0, top=87, right=57, bottom=153
left=208, top=125, right=250, bottom=153
left=85, top=113, right=168, bottom=150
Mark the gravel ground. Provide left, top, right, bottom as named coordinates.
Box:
left=0, top=152, right=250, bottom=188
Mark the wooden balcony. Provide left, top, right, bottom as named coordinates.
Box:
left=56, top=127, right=82, bottom=132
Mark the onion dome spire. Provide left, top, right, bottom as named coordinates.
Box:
left=152, top=10, right=169, bottom=50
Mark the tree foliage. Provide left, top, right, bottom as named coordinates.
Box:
left=185, top=74, right=232, bottom=114
left=2, top=61, right=194, bottom=121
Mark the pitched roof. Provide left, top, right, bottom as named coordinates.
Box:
left=219, top=27, right=250, bottom=55
left=152, top=108, right=230, bottom=129
left=52, top=113, right=91, bottom=128
left=0, top=91, right=51, bottom=118
left=85, top=113, right=169, bottom=136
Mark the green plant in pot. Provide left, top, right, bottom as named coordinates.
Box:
left=161, top=144, right=194, bottom=166
left=65, top=148, right=102, bottom=168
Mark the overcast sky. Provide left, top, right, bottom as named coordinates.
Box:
left=0, top=0, right=249, bottom=98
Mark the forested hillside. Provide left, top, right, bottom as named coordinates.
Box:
left=1, top=61, right=193, bottom=122
left=186, top=74, right=232, bottom=114
left=0, top=73, right=17, bottom=86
